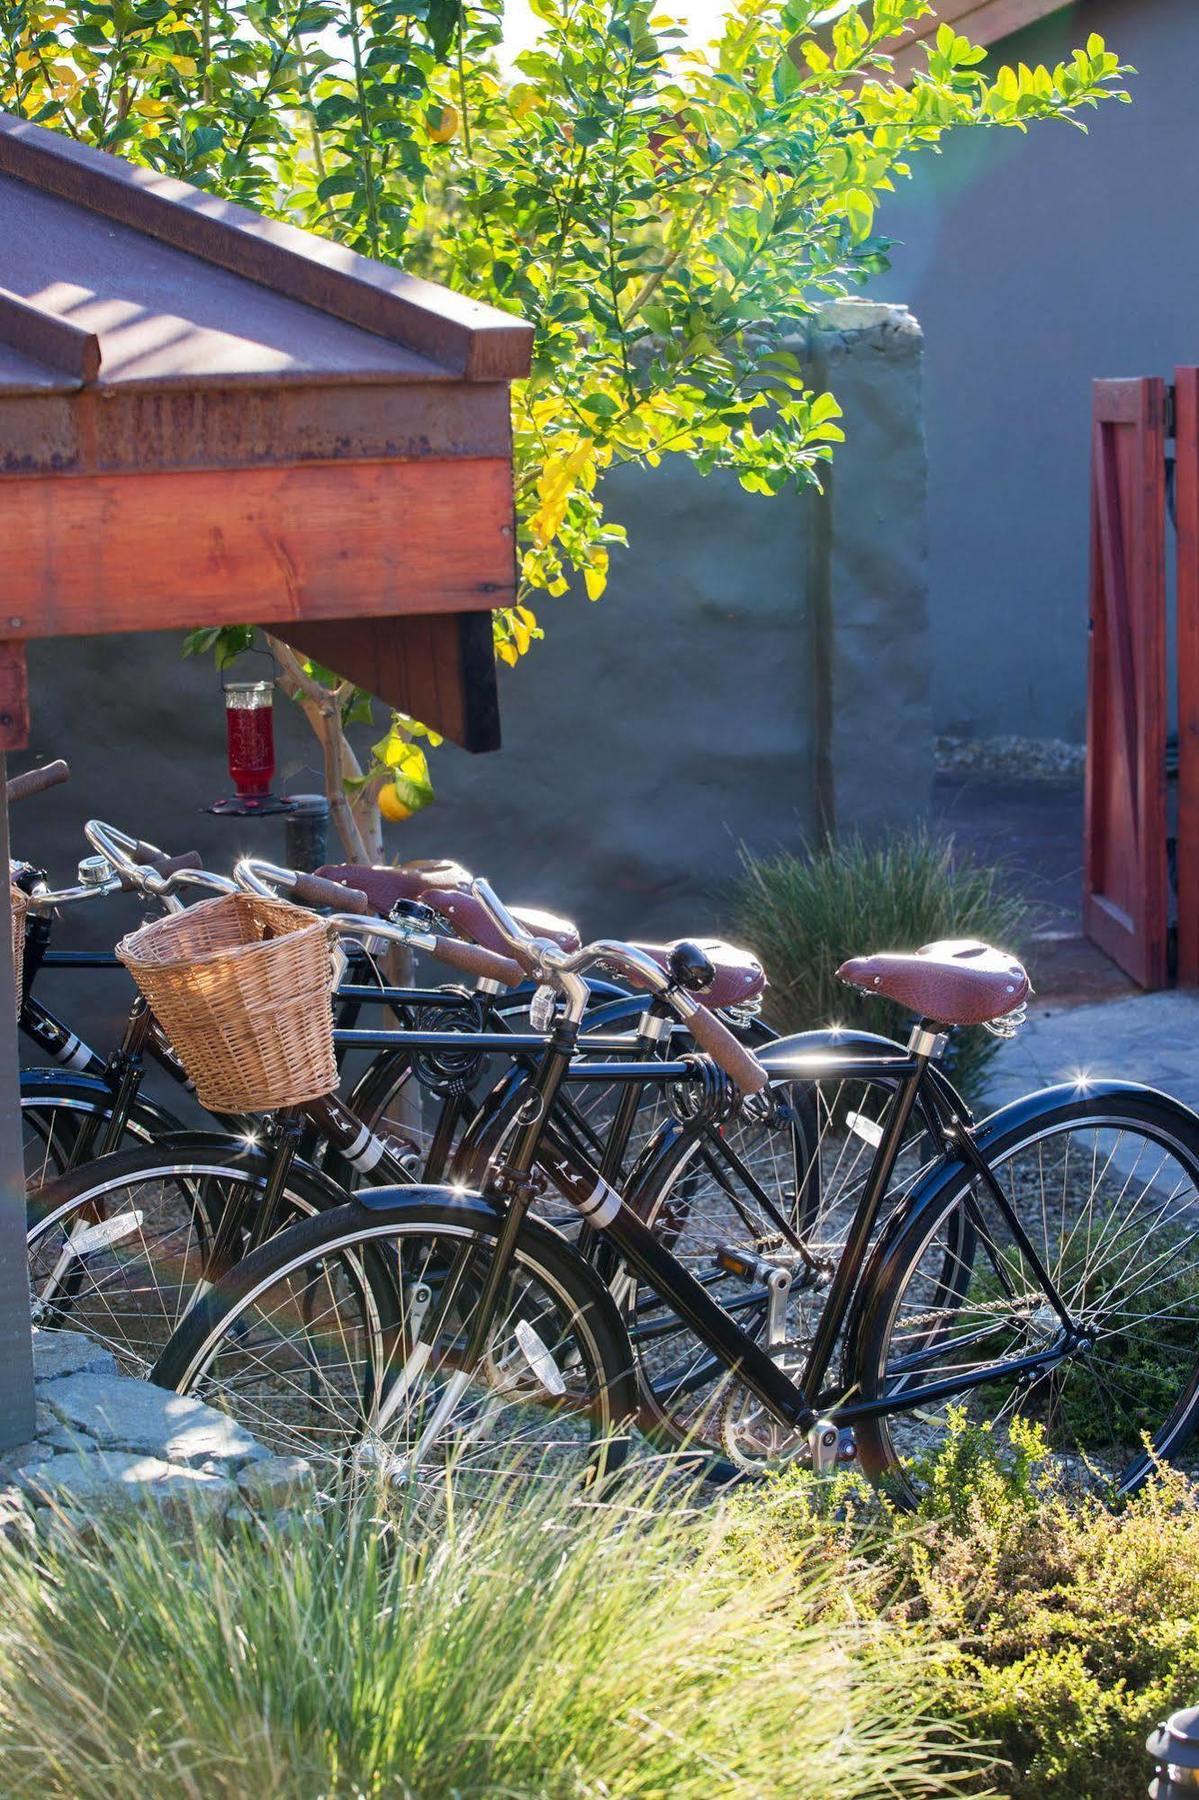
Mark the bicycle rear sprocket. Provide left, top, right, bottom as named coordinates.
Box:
left=718, top=1342, right=850, bottom=1476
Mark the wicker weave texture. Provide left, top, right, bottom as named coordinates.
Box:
left=11, top=886, right=26, bottom=1010
left=117, top=892, right=337, bottom=1112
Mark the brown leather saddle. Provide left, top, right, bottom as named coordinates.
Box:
left=317, top=863, right=581, bottom=956
left=837, top=938, right=1030, bottom=1027
left=624, top=939, right=766, bottom=1013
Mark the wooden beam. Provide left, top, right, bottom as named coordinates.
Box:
left=1176, top=369, right=1199, bottom=984
left=0, top=115, right=533, bottom=383
left=0, top=457, right=517, bottom=637
left=1083, top=378, right=1168, bottom=989
left=272, top=611, right=501, bottom=753
left=0, top=286, right=99, bottom=384
left=0, top=380, right=514, bottom=479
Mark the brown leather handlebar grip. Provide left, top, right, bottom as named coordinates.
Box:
left=134, top=846, right=204, bottom=876
left=6, top=759, right=69, bottom=805
left=684, top=1004, right=770, bottom=1095
left=428, top=935, right=523, bottom=988
left=291, top=871, right=370, bottom=914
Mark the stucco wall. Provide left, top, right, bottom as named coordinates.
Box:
left=11, top=301, right=929, bottom=1025
left=866, top=0, right=1192, bottom=742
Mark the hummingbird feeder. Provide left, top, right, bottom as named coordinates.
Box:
left=210, top=650, right=294, bottom=818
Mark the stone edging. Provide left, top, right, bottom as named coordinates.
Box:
left=0, top=1329, right=313, bottom=1533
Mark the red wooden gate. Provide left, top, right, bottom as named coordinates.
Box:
left=1083, top=378, right=1168, bottom=988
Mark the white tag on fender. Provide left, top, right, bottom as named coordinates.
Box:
left=67, top=1211, right=144, bottom=1256
left=529, top=985, right=556, bottom=1032
left=846, top=1110, right=883, bottom=1148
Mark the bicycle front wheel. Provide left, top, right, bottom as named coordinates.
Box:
left=849, top=1088, right=1199, bottom=1503
left=153, top=1195, right=638, bottom=1494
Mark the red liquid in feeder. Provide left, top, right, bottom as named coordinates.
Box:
left=225, top=683, right=275, bottom=797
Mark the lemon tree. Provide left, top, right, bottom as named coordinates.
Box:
left=2, top=1, right=1129, bottom=854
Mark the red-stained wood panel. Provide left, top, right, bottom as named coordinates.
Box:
left=0, top=456, right=515, bottom=637
left=1083, top=378, right=1168, bottom=988
left=1175, top=369, right=1199, bottom=984
left=274, top=612, right=501, bottom=753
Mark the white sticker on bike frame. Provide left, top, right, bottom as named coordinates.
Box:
left=54, top=1032, right=95, bottom=1071
left=344, top=1122, right=387, bottom=1173
left=574, top=1177, right=620, bottom=1230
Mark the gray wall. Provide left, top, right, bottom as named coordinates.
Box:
left=11, top=302, right=929, bottom=1040
left=866, top=0, right=1193, bottom=742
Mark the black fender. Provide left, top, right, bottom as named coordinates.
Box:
left=843, top=1077, right=1199, bottom=1377
left=25, top=1131, right=358, bottom=1243
left=453, top=1061, right=530, bottom=1184
left=141, top=1131, right=358, bottom=1214
left=758, top=1026, right=970, bottom=1118
left=19, top=1066, right=187, bottom=1143
left=758, top=1025, right=910, bottom=1073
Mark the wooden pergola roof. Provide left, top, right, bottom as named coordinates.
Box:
left=811, top=1, right=1071, bottom=83
left=0, top=113, right=533, bottom=751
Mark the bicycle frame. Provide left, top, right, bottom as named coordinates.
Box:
left=461, top=1021, right=1084, bottom=1440
left=20, top=903, right=646, bottom=1179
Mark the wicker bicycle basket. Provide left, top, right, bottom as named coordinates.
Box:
left=11, top=885, right=26, bottom=1010
left=116, top=892, right=338, bottom=1113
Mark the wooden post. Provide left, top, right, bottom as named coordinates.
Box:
left=0, top=760, right=36, bottom=1449
left=1175, top=369, right=1199, bottom=985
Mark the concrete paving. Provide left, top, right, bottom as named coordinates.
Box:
left=983, top=989, right=1199, bottom=1117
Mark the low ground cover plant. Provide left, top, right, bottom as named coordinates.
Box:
left=731, top=829, right=1027, bottom=1101
left=0, top=1468, right=978, bottom=1800
left=731, top=1414, right=1199, bottom=1799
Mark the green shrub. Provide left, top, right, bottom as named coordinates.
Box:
left=0, top=1469, right=982, bottom=1800
left=731, top=830, right=1028, bottom=1104
left=730, top=1416, right=1199, bottom=1800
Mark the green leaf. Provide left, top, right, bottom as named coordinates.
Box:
left=845, top=188, right=875, bottom=241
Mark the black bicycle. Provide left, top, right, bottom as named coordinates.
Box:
left=26, top=855, right=789, bottom=1386
left=16, top=821, right=644, bottom=1188
left=150, top=884, right=1199, bottom=1504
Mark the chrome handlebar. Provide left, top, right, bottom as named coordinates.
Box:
left=23, top=819, right=238, bottom=913
left=471, top=877, right=684, bottom=1013
left=233, top=862, right=768, bottom=1094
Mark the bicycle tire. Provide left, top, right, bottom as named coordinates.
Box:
left=847, top=1084, right=1199, bottom=1503
left=152, top=1190, right=638, bottom=1490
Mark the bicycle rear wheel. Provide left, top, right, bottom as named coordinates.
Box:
left=153, top=1195, right=637, bottom=1495
left=849, top=1088, right=1199, bottom=1502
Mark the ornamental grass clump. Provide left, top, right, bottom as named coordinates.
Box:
left=0, top=1467, right=982, bottom=1799
left=732, top=830, right=1027, bottom=1103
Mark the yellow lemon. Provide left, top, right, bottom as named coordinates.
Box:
left=429, top=104, right=459, bottom=143
left=377, top=782, right=414, bottom=823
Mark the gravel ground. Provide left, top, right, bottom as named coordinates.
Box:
left=936, top=735, right=1085, bottom=783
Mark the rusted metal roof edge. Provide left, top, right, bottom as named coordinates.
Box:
left=0, top=115, right=534, bottom=384
left=0, top=285, right=100, bottom=384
